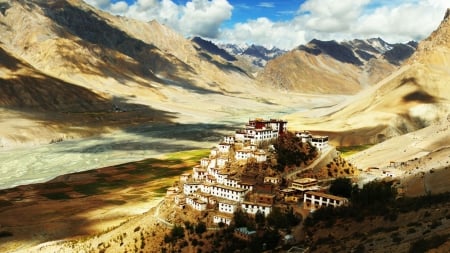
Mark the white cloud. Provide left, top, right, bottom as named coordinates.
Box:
left=353, top=1, right=447, bottom=42
left=86, top=0, right=232, bottom=39
left=300, top=0, right=371, bottom=32
left=180, top=0, right=233, bottom=38
left=258, top=2, right=275, bottom=8
left=85, top=0, right=449, bottom=50
left=219, top=18, right=306, bottom=49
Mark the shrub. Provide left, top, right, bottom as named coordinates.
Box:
left=409, top=234, right=449, bottom=253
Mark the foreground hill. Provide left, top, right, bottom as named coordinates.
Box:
left=258, top=38, right=416, bottom=94
left=287, top=9, right=450, bottom=146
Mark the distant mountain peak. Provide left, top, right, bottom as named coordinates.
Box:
left=299, top=39, right=364, bottom=66
left=191, top=37, right=237, bottom=61
left=218, top=42, right=286, bottom=68
left=297, top=38, right=416, bottom=66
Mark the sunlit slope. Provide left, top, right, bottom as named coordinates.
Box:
left=287, top=9, right=450, bottom=146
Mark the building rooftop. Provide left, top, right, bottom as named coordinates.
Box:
left=242, top=201, right=272, bottom=207
left=305, top=191, right=348, bottom=201
left=293, top=178, right=318, bottom=184
left=235, top=227, right=256, bottom=235
left=212, top=183, right=248, bottom=192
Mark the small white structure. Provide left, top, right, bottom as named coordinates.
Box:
left=255, top=150, right=267, bottom=163
left=209, top=184, right=248, bottom=202
left=183, top=182, right=202, bottom=195
left=218, top=143, right=231, bottom=153
left=223, top=136, right=235, bottom=144
left=223, top=177, right=240, bottom=188
left=200, top=158, right=210, bottom=167
left=193, top=165, right=207, bottom=181
left=303, top=191, right=348, bottom=212
left=210, top=147, right=218, bottom=157
left=295, top=132, right=329, bottom=151
left=264, top=176, right=281, bottom=185
left=213, top=213, right=232, bottom=225
left=296, top=131, right=312, bottom=143
left=180, top=173, right=191, bottom=183
left=235, top=150, right=254, bottom=160
left=241, top=202, right=272, bottom=216
left=217, top=156, right=228, bottom=167
left=311, top=136, right=329, bottom=151
left=218, top=199, right=238, bottom=214
left=186, top=196, right=207, bottom=211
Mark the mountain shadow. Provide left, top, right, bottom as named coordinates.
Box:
left=299, top=39, right=363, bottom=66
left=40, top=1, right=195, bottom=81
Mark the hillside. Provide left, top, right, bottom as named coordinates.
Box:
left=0, top=0, right=315, bottom=148
left=257, top=38, right=415, bottom=94
left=286, top=9, right=450, bottom=146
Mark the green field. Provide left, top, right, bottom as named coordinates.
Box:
left=337, top=144, right=373, bottom=158
left=59, top=148, right=211, bottom=197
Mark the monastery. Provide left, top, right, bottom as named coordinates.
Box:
left=166, top=118, right=343, bottom=226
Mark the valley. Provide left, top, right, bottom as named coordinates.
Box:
left=0, top=0, right=449, bottom=252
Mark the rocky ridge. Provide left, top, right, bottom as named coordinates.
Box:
left=258, top=37, right=416, bottom=94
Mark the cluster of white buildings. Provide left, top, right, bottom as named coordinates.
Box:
left=168, top=119, right=288, bottom=225
left=295, top=131, right=329, bottom=151
left=166, top=118, right=346, bottom=226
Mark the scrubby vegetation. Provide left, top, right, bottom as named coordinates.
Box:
left=274, top=132, right=318, bottom=170
left=337, top=144, right=373, bottom=157
left=303, top=180, right=450, bottom=252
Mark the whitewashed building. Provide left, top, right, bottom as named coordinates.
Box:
left=223, top=136, right=235, bottom=144
left=255, top=150, right=267, bottom=163
left=235, top=150, right=254, bottom=160
left=218, top=143, right=231, bottom=153
left=183, top=182, right=202, bottom=195
left=218, top=199, right=238, bottom=214
left=213, top=213, right=232, bottom=225
left=200, top=158, right=210, bottom=167
left=264, top=176, right=281, bottom=185
left=303, top=191, right=348, bottom=212
left=311, top=136, right=329, bottom=151
left=193, top=165, right=207, bottom=181
left=241, top=201, right=272, bottom=216
left=209, top=184, right=248, bottom=202
left=186, top=196, right=207, bottom=211
left=217, top=156, right=228, bottom=167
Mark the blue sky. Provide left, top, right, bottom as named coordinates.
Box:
left=86, top=0, right=448, bottom=49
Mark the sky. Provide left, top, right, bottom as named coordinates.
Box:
left=85, top=0, right=449, bottom=49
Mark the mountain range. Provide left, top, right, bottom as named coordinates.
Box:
left=0, top=1, right=449, bottom=252
left=257, top=37, right=417, bottom=94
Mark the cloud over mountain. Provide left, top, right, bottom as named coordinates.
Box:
left=86, top=0, right=447, bottom=49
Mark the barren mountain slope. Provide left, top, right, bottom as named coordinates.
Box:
left=257, top=38, right=413, bottom=94
left=287, top=9, right=450, bottom=146
left=0, top=0, right=318, bottom=148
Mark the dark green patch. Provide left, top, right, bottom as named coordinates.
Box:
left=337, top=145, right=373, bottom=157
left=0, top=199, right=12, bottom=208
left=105, top=199, right=127, bottom=205
left=42, top=192, right=71, bottom=200
left=42, top=182, right=70, bottom=190
left=0, top=231, right=13, bottom=238
left=73, top=183, right=103, bottom=196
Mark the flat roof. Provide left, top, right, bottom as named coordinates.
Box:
left=213, top=212, right=233, bottom=218
left=212, top=184, right=247, bottom=192
left=242, top=201, right=272, bottom=207
left=216, top=197, right=239, bottom=205
left=281, top=188, right=297, bottom=193
left=305, top=191, right=348, bottom=201
left=293, top=178, right=318, bottom=184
